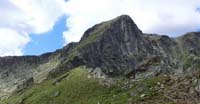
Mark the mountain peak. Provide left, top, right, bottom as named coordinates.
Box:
left=114, top=15, right=132, bottom=21
left=2, top=15, right=200, bottom=103
left=80, top=15, right=141, bottom=42
left=112, top=15, right=140, bottom=30
left=66, top=15, right=149, bottom=76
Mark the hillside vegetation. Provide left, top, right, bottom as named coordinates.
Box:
left=2, top=67, right=184, bottom=104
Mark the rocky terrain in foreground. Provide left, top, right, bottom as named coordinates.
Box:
left=0, top=15, right=200, bottom=104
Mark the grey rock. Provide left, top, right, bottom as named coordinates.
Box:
left=53, top=91, right=60, bottom=97
left=130, top=91, right=137, bottom=97
left=194, top=79, right=200, bottom=93
left=140, top=94, right=146, bottom=98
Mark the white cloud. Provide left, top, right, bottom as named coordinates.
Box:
left=63, top=0, right=200, bottom=43
left=0, top=0, right=67, bottom=56
left=1, top=0, right=200, bottom=56
left=0, top=28, right=30, bottom=56
left=8, top=0, right=67, bottom=33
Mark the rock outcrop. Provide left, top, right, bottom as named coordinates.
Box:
left=49, top=15, right=200, bottom=78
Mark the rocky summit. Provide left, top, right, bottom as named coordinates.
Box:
left=1, top=15, right=200, bottom=104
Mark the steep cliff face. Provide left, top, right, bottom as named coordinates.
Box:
left=75, top=15, right=154, bottom=75
left=48, top=15, right=169, bottom=77
left=179, top=32, right=200, bottom=55
left=0, top=54, right=54, bottom=98
left=49, top=15, right=183, bottom=77
left=0, top=15, right=200, bottom=100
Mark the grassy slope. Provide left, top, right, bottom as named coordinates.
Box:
left=2, top=67, right=174, bottom=104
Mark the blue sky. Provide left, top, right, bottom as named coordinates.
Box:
left=23, top=16, right=66, bottom=55
left=0, top=0, right=200, bottom=56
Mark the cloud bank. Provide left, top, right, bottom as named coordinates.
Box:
left=63, top=0, right=200, bottom=43
left=0, top=0, right=66, bottom=56
left=0, top=28, right=29, bottom=56
left=1, top=0, right=200, bottom=56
